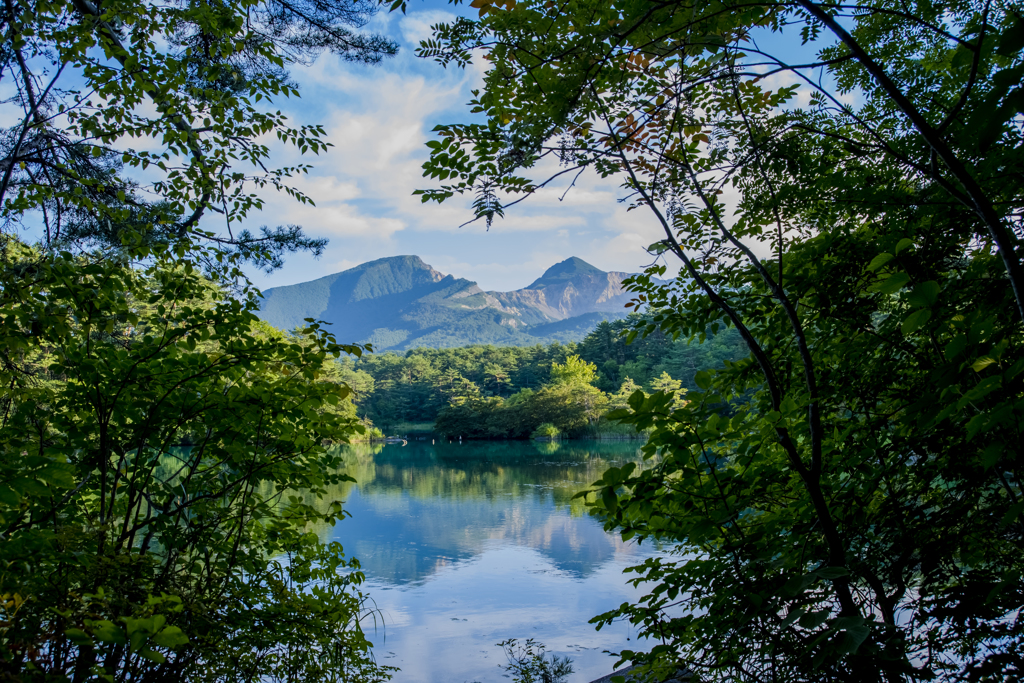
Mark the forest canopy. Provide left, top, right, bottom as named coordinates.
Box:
left=338, top=316, right=744, bottom=437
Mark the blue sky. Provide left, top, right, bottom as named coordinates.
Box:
left=243, top=0, right=680, bottom=292
left=2, top=1, right=841, bottom=294
left=237, top=2, right=841, bottom=293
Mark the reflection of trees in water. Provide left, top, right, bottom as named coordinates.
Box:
left=300, top=441, right=649, bottom=584
left=344, top=441, right=644, bottom=509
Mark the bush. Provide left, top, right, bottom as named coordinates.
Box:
left=532, top=423, right=560, bottom=439
left=0, top=243, right=389, bottom=682
left=498, top=639, right=573, bottom=683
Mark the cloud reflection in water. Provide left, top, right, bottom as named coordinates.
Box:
left=318, top=441, right=665, bottom=683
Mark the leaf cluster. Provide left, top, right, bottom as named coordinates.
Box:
left=0, top=238, right=387, bottom=682
left=414, top=0, right=1024, bottom=680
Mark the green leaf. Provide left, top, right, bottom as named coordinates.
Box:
left=945, top=334, right=968, bottom=360
left=0, top=485, right=20, bottom=507
left=781, top=607, right=805, bottom=627
left=894, top=238, right=914, bottom=254
left=838, top=625, right=870, bottom=654
left=91, top=621, right=128, bottom=645
left=694, top=370, right=711, bottom=390
left=129, top=628, right=149, bottom=652
left=907, top=280, right=940, bottom=308
left=65, top=628, right=93, bottom=646
left=601, top=488, right=618, bottom=514
left=981, top=443, right=1002, bottom=470
left=901, top=308, right=932, bottom=335
left=799, top=610, right=830, bottom=629
left=866, top=253, right=894, bottom=272
left=1001, top=501, right=1024, bottom=527
left=875, top=272, right=910, bottom=294
left=996, top=15, right=1024, bottom=56
left=971, top=356, right=997, bottom=372
left=628, top=389, right=645, bottom=410
left=152, top=626, right=189, bottom=648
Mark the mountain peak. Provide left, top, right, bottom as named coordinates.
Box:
left=529, top=257, right=604, bottom=287
left=258, top=255, right=634, bottom=350
left=356, top=254, right=436, bottom=274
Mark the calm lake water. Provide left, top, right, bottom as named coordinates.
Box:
left=318, top=440, right=665, bottom=683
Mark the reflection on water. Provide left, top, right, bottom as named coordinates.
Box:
left=316, top=440, right=662, bottom=683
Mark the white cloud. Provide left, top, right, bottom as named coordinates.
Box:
left=243, top=5, right=693, bottom=291
left=399, top=9, right=462, bottom=44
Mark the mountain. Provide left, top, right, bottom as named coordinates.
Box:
left=256, top=256, right=637, bottom=350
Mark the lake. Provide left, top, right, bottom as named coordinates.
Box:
left=317, top=439, right=665, bottom=683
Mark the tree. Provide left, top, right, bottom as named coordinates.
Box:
left=2, top=0, right=395, bottom=267
left=549, top=354, right=599, bottom=387
left=526, top=356, right=607, bottom=435
left=0, top=239, right=389, bottom=682
left=608, top=377, right=642, bottom=413
left=414, top=1, right=1024, bottom=681
left=1, top=0, right=398, bottom=679
left=649, top=371, right=687, bottom=411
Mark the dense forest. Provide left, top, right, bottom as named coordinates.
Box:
left=332, top=315, right=745, bottom=436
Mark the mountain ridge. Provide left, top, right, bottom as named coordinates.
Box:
left=256, top=256, right=639, bottom=350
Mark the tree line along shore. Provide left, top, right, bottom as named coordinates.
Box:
left=316, top=315, right=745, bottom=440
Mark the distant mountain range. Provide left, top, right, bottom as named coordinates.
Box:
left=256, top=256, right=640, bottom=350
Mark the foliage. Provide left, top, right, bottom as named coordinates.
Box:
left=497, top=638, right=573, bottom=683
left=0, top=238, right=388, bottom=682
left=531, top=423, right=560, bottom=439
left=1, top=0, right=394, bottom=267
left=349, top=320, right=742, bottom=432
left=1, top=0, right=402, bottom=680
left=649, top=372, right=687, bottom=411
left=415, top=0, right=1024, bottom=681
left=432, top=354, right=608, bottom=439
left=549, top=354, right=598, bottom=386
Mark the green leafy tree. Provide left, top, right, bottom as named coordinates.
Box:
left=0, top=239, right=388, bottom=682
left=608, top=377, right=642, bottom=412
left=2, top=0, right=394, bottom=266
left=434, top=396, right=505, bottom=439
left=414, top=0, right=1024, bottom=681
left=531, top=423, right=560, bottom=439
left=649, top=372, right=687, bottom=411
left=523, top=358, right=608, bottom=435
left=356, top=341, right=735, bottom=437
left=549, top=354, right=599, bottom=387
left=1, top=0, right=400, bottom=680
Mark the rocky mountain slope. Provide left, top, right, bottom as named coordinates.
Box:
left=256, top=255, right=637, bottom=350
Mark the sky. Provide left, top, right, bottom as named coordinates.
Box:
left=2, top=0, right=835, bottom=294
left=241, top=0, right=680, bottom=293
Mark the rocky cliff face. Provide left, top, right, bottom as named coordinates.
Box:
left=257, top=255, right=635, bottom=350
left=490, top=258, right=634, bottom=321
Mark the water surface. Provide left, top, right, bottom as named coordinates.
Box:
left=319, top=440, right=663, bottom=683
